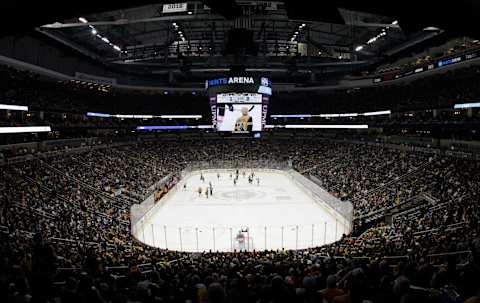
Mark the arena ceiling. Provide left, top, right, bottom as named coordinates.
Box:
left=35, top=4, right=403, bottom=67
left=1, top=0, right=479, bottom=74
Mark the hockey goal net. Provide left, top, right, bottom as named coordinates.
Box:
left=233, top=228, right=255, bottom=251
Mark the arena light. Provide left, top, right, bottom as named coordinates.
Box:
left=366, top=25, right=390, bottom=45
left=0, top=104, right=28, bottom=111
left=86, top=112, right=111, bottom=117
left=271, top=110, right=390, bottom=119
left=454, top=102, right=480, bottom=109
left=270, top=114, right=312, bottom=118
left=160, top=115, right=202, bottom=119
left=318, top=113, right=358, bottom=118
left=86, top=112, right=202, bottom=119
left=285, top=124, right=369, bottom=129
left=392, top=20, right=398, bottom=25
left=0, top=126, right=51, bottom=133
left=187, top=125, right=214, bottom=129
left=85, top=24, right=120, bottom=53
left=136, top=125, right=188, bottom=130
left=363, top=110, right=391, bottom=116
left=133, top=115, right=154, bottom=119
left=355, top=45, right=364, bottom=51
left=78, top=17, right=88, bottom=23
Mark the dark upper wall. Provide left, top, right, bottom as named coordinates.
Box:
left=0, top=34, right=115, bottom=77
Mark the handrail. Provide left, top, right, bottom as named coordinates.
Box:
left=40, top=159, right=131, bottom=207
left=23, top=175, right=130, bottom=225
left=354, top=221, right=469, bottom=244
left=352, top=158, right=435, bottom=202
left=13, top=202, right=56, bottom=219
left=50, top=237, right=100, bottom=246
left=355, top=194, right=421, bottom=220
left=392, top=193, right=470, bottom=223
left=382, top=255, right=409, bottom=259
left=427, top=250, right=472, bottom=258
left=56, top=267, right=81, bottom=271
left=300, top=156, right=343, bottom=174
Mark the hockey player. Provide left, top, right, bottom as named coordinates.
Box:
left=256, top=177, right=260, bottom=186
left=217, top=173, right=220, bottom=180
left=198, top=187, right=202, bottom=196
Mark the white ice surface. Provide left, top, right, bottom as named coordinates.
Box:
left=136, top=170, right=348, bottom=252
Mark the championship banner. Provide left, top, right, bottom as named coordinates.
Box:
left=162, top=3, right=188, bottom=13
left=263, top=2, right=279, bottom=10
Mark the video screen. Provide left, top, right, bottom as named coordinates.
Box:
left=216, top=104, right=262, bottom=132
left=217, top=93, right=262, bottom=104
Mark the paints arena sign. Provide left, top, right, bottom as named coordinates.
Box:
left=206, top=76, right=271, bottom=88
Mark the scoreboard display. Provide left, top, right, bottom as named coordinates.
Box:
left=206, top=76, right=271, bottom=134
left=216, top=93, right=262, bottom=104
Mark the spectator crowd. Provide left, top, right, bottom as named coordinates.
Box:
left=1, top=139, right=479, bottom=303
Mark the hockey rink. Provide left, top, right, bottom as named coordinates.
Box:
left=134, top=170, right=350, bottom=252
